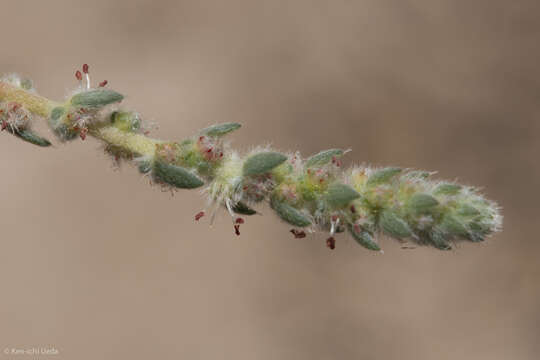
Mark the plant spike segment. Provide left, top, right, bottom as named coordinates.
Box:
left=0, top=67, right=503, bottom=251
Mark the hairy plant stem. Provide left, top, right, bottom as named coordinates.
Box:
left=0, top=74, right=502, bottom=252
left=0, top=81, right=157, bottom=157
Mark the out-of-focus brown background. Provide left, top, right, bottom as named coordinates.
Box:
left=1, top=0, right=539, bottom=359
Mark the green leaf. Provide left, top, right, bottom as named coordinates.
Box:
left=153, top=160, right=204, bottom=189
left=426, top=232, right=451, bottom=250
left=20, top=78, right=33, bottom=90
left=433, top=183, right=462, bottom=196
left=325, top=182, right=360, bottom=208
left=232, top=201, right=257, bottom=215
left=305, top=149, right=344, bottom=168
left=379, top=210, right=412, bottom=238
left=467, top=221, right=490, bottom=242
left=348, top=225, right=380, bottom=251
left=271, top=200, right=311, bottom=227
left=439, top=214, right=468, bottom=237
left=200, top=122, right=241, bottom=137
left=457, top=204, right=480, bottom=217
left=366, top=167, right=402, bottom=186
left=71, top=89, right=124, bottom=108
left=403, top=170, right=433, bottom=179
left=243, top=152, right=287, bottom=176
left=407, top=193, right=439, bottom=214
left=137, top=160, right=152, bottom=174
left=50, top=106, right=65, bottom=121
left=111, top=111, right=141, bottom=132
left=12, top=129, right=51, bottom=147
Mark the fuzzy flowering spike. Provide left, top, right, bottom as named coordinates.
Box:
left=0, top=69, right=503, bottom=252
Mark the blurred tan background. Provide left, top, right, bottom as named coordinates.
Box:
left=1, top=0, right=539, bottom=359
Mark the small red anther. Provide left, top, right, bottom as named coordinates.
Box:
left=350, top=205, right=356, bottom=213
left=331, top=215, right=339, bottom=222
left=235, top=218, right=244, bottom=224
left=99, top=80, right=108, bottom=87
left=326, top=237, right=336, bottom=250
left=199, top=136, right=205, bottom=141
left=290, top=229, right=306, bottom=239
left=195, top=211, right=205, bottom=221
left=219, top=152, right=223, bottom=158
left=1, top=120, right=7, bottom=131
left=82, top=64, right=89, bottom=74
left=79, top=128, right=88, bottom=140
left=331, top=156, right=336, bottom=164
left=206, top=148, right=212, bottom=153
left=75, top=71, right=82, bottom=81
left=234, top=224, right=241, bottom=236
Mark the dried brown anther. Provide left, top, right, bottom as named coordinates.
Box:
left=194, top=211, right=205, bottom=221
left=326, top=237, right=336, bottom=250
left=290, top=229, right=306, bottom=238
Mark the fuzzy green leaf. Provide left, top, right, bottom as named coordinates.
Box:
left=433, top=183, right=462, bottom=196
left=20, top=78, right=33, bottom=90
left=366, top=167, right=402, bottom=186
left=407, top=193, right=439, bottom=214
left=153, top=160, right=204, bottom=189
left=200, top=122, right=241, bottom=137
left=71, top=89, right=124, bottom=108
left=50, top=106, right=65, bottom=121
left=426, top=232, right=451, bottom=250
left=325, top=182, right=360, bottom=208
left=111, top=111, right=140, bottom=132
left=380, top=210, right=412, bottom=238
left=12, top=129, right=51, bottom=147
left=232, top=201, right=257, bottom=215
left=243, top=152, right=287, bottom=176
left=439, top=214, right=468, bottom=237
left=348, top=225, right=380, bottom=251
left=467, top=221, right=490, bottom=242
left=271, top=200, right=311, bottom=227
left=404, top=170, right=433, bottom=180
left=457, top=204, right=480, bottom=217
left=137, top=160, right=152, bottom=174
left=305, top=149, right=344, bottom=168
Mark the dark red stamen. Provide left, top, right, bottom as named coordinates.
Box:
left=326, top=237, right=336, bottom=250
left=79, top=128, right=88, bottom=141
left=234, top=224, right=241, bottom=236
left=75, top=71, right=82, bottom=81
left=350, top=205, right=356, bottom=213
left=82, top=64, right=89, bottom=74
left=195, top=211, right=205, bottom=221
left=99, top=80, right=108, bottom=87
left=290, top=229, right=306, bottom=239
left=235, top=218, right=244, bottom=224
